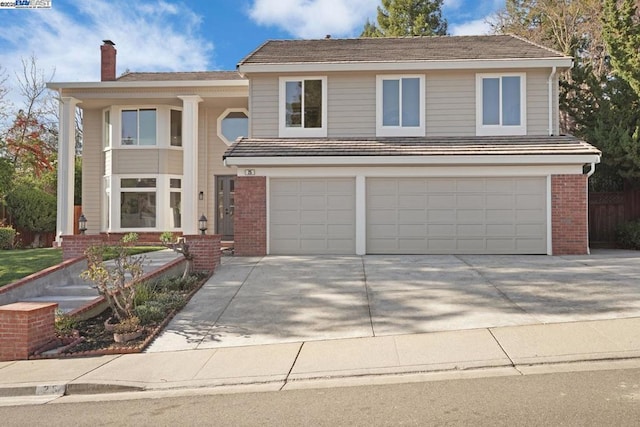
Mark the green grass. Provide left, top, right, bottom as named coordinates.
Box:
left=102, top=246, right=166, bottom=261
left=0, top=246, right=166, bottom=288
left=0, top=248, right=63, bottom=287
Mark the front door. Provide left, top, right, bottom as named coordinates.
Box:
left=216, top=176, right=235, bottom=240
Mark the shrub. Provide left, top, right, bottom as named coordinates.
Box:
left=0, top=226, right=16, bottom=249
left=134, top=302, right=167, bottom=325
left=134, top=281, right=161, bottom=307
left=6, top=183, right=56, bottom=234
left=113, top=316, right=141, bottom=334
left=54, top=310, right=78, bottom=335
left=156, top=292, right=187, bottom=312
left=616, top=220, right=640, bottom=249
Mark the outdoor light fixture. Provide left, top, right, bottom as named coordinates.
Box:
left=199, top=214, right=208, bottom=235
left=78, top=214, right=87, bottom=235
left=198, top=191, right=204, bottom=201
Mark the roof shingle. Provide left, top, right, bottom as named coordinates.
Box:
left=116, top=71, right=244, bottom=82
left=224, top=136, right=601, bottom=159
left=238, top=35, right=568, bottom=66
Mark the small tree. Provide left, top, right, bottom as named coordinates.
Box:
left=81, top=233, right=146, bottom=322
left=5, top=182, right=56, bottom=246
left=160, top=231, right=193, bottom=279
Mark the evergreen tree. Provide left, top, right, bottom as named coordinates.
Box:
left=361, top=0, right=447, bottom=37
left=603, top=0, right=640, bottom=97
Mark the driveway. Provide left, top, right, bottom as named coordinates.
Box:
left=146, top=250, right=640, bottom=352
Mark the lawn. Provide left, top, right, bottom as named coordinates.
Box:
left=0, top=246, right=166, bottom=288
left=0, top=248, right=63, bottom=287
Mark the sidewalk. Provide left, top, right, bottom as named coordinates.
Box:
left=1, top=316, right=639, bottom=401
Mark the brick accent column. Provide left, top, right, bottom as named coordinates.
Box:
left=61, top=234, right=106, bottom=261
left=552, top=174, right=589, bottom=255
left=184, top=234, right=221, bottom=273
left=0, top=302, right=58, bottom=361
left=235, top=176, right=267, bottom=256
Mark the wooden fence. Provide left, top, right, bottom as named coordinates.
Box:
left=589, top=189, right=640, bottom=246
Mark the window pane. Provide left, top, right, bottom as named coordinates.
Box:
left=304, top=80, right=322, bottom=128
left=121, top=110, right=137, bottom=145
left=383, top=79, right=400, bottom=126
left=170, top=110, right=182, bottom=147
left=120, top=192, right=156, bottom=228
left=103, top=110, right=111, bottom=148
left=170, top=178, right=181, bottom=189
left=502, top=76, right=521, bottom=126
left=221, top=111, right=248, bottom=142
left=170, top=192, right=181, bottom=228
left=285, top=81, right=302, bottom=127
left=138, top=109, right=156, bottom=146
left=121, top=178, right=156, bottom=188
left=482, top=78, right=500, bottom=125
left=401, top=78, right=420, bottom=127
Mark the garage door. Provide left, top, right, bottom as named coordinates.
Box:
left=270, top=178, right=355, bottom=254
left=367, top=177, right=547, bottom=254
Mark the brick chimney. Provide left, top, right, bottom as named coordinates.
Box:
left=100, top=40, right=116, bottom=81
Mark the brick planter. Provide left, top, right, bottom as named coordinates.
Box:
left=184, top=234, right=221, bottom=273
left=61, top=234, right=105, bottom=261
left=0, top=302, right=58, bottom=361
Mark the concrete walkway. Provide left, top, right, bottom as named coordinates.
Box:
left=21, top=249, right=181, bottom=312
left=1, top=316, right=640, bottom=401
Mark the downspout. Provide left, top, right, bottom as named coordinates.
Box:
left=585, top=162, right=596, bottom=255
left=586, top=162, right=596, bottom=177
left=548, top=66, right=557, bottom=135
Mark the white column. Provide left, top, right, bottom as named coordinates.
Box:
left=56, top=96, right=80, bottom=243
left=355, top=175, right=366, bottom=255
left=178, top=95, right=203, bottom=235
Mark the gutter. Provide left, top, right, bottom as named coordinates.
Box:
left=548, top=66, right=557, bottom=135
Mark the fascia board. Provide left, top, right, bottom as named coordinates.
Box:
left=238, top=57, right=573, bottom=74
left=224, top=154, right=601, bottom=167
left=46, top=80, right=249, bottom=90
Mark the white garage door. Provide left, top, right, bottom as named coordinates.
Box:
left=367, top=177, right=547, bottom=254
left=270, top=178, right=355, bottom=254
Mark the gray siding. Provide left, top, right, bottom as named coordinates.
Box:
left=249, top=68, right=555, bottom=138
left=327, top=73, right=375, bottom=137
left=82, top=109, right=102, bottom=234
left=426, top=71, right=476, bottom=136
left=250, top=76, right=278, bottom=138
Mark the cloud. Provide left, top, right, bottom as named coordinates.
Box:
left=248, top=0, right=378, bottom=39
left=450, top=17, right=493, bottom=36
left=0, top=0, right=213, bottom=94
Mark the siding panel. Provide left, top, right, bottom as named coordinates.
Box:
left=250, top=76, right=278, bottom=138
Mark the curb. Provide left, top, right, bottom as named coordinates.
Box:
left=0, top=383, right=143, bottom=398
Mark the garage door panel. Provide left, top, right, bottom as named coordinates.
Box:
left=367, top=177, right=546, bottom=254
left=270, top=178, right=355, bottom=254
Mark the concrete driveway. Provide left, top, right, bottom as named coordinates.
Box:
left=147, top=250, right=640, bottom=352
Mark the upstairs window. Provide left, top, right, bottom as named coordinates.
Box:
left=217, top=108, right=249, bottom=145
left=170, top=109, right=182, bottom=147
left=376, top=75, right=425, bottom=137
left=476, top=73, right=526, bottom=136
left=279, top=77, right=327, bottom=137
left=121, top=108, right=156, bottom=146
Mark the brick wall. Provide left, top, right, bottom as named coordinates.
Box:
left=234, top=176, right=267, bottom=256
left=61, top=235, right=105, bottom=260
left=184, top=234, right=221, bottom=273
left=552, top=174, right=589, bottom=255
left=0, top=302, right=57, bottom=361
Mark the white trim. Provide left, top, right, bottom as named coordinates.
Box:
left=56, top=96, right=81, bottom=242
left=225, top=154, right=601, bottom=167
left=217, top=108, right=249, bottom=146
left=355, top=175, right=366, bottom=255
left=475, top=73, right=527, bottom=136
left=47, top=80, right=248, bottom=89
left=238, top=57, right=573, bottom=74
left=376, top=74, right=426, bottom=137
left=278, top=76, right=328, bottom=138
left=179, top=95, right=203, bottom=235
left=546, top=175, right=552, bottom=255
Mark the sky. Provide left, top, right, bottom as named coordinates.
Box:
left=0, top=0, right=504, bottom=101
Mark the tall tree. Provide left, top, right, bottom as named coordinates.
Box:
left=603, top=0, right=640, bottom=97
left=361, top=0, right=448, bottom=37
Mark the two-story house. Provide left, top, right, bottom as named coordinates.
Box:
left=49, top=35, right=601, bottom=257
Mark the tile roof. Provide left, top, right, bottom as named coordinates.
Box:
left=116, top=71, right=245, bottom=81
left=238, top=35, right=568, bottom=66
left=224, top=135, right=601, bottom=159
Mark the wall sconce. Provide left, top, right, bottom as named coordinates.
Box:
left=199, top=214, right=208, bottom=235
left=198, top=191, right=204, bottom=201
left=78, top=213, right=87, bottom=235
